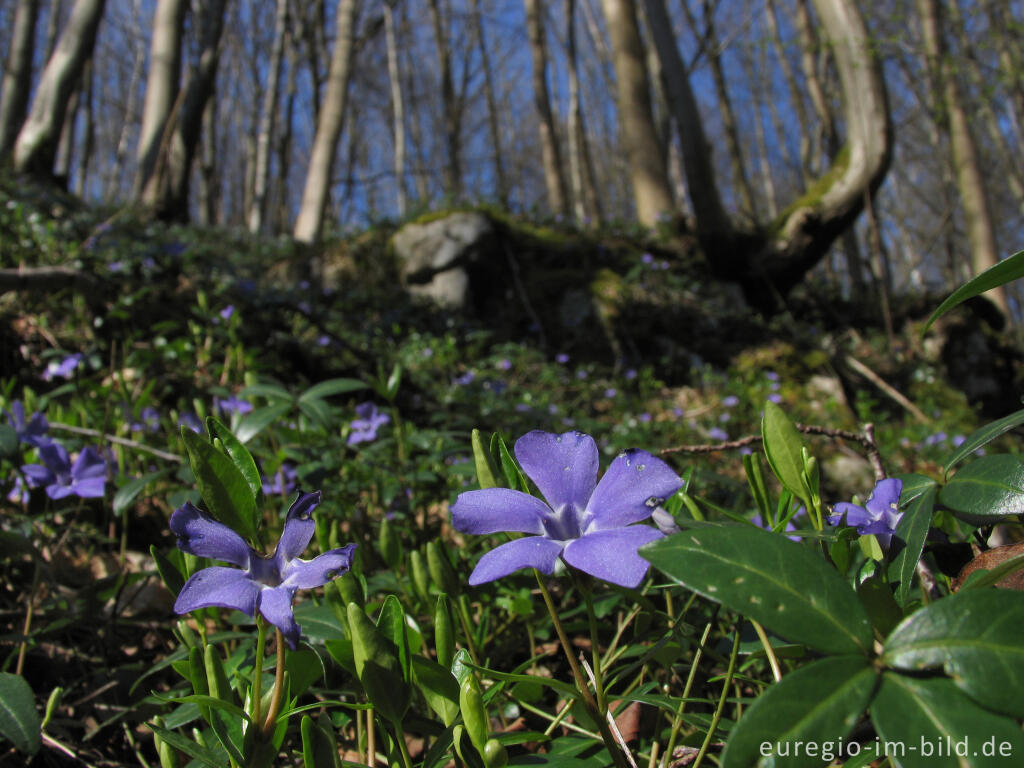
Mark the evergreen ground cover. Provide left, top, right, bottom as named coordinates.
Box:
left=2, top=182, right=1023, bottom=766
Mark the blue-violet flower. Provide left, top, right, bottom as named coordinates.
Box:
left=4, top=401, right=50, bottom=446
left=22, top=443, right=106, bottom=499
left=171, top=490, right=355, bottom=648
left=451, top=430, right=682, bottom=588
left=347, top=402, right=390, bottom=445
left=828, top=478, right=903, bottom=547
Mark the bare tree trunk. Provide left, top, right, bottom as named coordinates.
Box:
left=740, top=46, right=777, bottom=219
left=293, top=0, right=358, bottom=244
left=133, top=0, right=187, bottom=204
left=918, top=0, right=1008, bottom=319
left=160, top=0, right=228, bottom=221
left=197, top=97, right=217, bottom=225
left=74, top=59, right=94, bottom=196
left=273, top=3, right=301, bottom=232
left=44, top=1, right=63, bottom=60
left=469, top=0, right=508, bottom=206
left=987, top=4, right=1024, bottom=148
left=427, top=0, right=461, bottom=201
left=599, top=0, right=674, bottom=227
left=384, top=0, right=407, bottom=217
left=525, top=0, right=569, bottom=217
left=565, top=0, right=601, bottom=225
left=13, top=0, right=106, bottom=178
left=103, top=0, right=145, bottom=200
left=249, top=0, right=289, bottom=233
left=764, top=0, right=811, bottom=182
left=0, top=0, right=41, bottom=159
left=53, top=64, right=82, bottom=185
left=793, top=0, right=836, bottom=170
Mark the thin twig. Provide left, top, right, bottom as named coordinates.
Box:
left=581, top=656, right=638, bottom=768
left=48, top=423, right=183, bottom=463
left=843, top=354, right=930, bottom=424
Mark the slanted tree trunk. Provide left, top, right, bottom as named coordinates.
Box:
left=644, top=0, right=891, bottom=312
left=160, top=0, right=228, bottom=221
left=0, top=0, right=41, bottom=159
left=293, top=0, right=358, bottom=244
left=918, top=0, right=1008, bottom=319
left=248, top=0, right=289, bottom=233
left=600, top=0, right=674, bottom=227
left=525, top=0, right=569, bottom=217
left=13, top=0, right=106, bottom=178
left=469, top=0, right=508, bottom=206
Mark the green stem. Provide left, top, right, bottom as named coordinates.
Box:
left=664, top=608, right=717, bottom=762
left=251, top=619, right=267, bottom=732
left=392, top=719, right=414, bottom=768
left=581, top=586, right=607, bottom=714
left=262, top=629, right=287, bottom=736
left=534, top=570, right=631, bottom=768
left=692, top=625, right=741, bottom=768
left=455, top=594, right=482, bottom=665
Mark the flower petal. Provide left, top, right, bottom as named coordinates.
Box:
left=170, top=501, right=253, bottom=567
left=865, top=478, right=902, bottom=518
left=585, top=449, right=682, bottom=530
left=282, top=544, right=357, bottom=589
left=70, top=476, right=106, bottom=498
left=174, top=566, right=260, bottom=616
left=39, top=443, right=70, bottom=473
left=257, top=585, right=301, bottom=649
left=21, top=464, right=54, bottom=487
left=451, top=488, right=549, bottom=535
left=71, top=447, right=107, bottom=480
left=829, top=502, right=872, bottom=529
left=275, top=490, right=321, bottom=563
left=562, top=526, right=664, bottom=588
left=514, top=430, right=598, bottom=515
left=468, top=537, right=564, bottom=585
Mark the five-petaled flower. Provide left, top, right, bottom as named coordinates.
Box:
left=22, top=443, right=106, bottom=499
left=828, top=478, right=903, bottom=547
left=347, top=402, right=390, bottom=446
left=451, top=430, right=682, bottom=588
left=171, top=491, right=355, bottom=648
left=4, top=401, right=50, bottom=447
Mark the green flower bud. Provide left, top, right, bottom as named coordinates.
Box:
left=434, top=594, right=456, bottom=669
left=410, top=549, right=431, bottom=604
left=204, top=644, right=232, bottom=704
left=459, top=673, right=488, bottom=753
left=484, top=738, right=509, bottom=768
left=427, top=540, right=459, bottom=596
left=379, top=517, right=402, bottom=570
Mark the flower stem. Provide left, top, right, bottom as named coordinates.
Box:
left=692, top=625, right=741, bottom=768
left=262, top=628, right=287, bottom=736
left=533, top=570, right=631, bottom=768
left=250, top=619, right=267, bottom=732
left=580, top=582, right=607, bottom=714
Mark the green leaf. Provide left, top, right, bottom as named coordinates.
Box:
left=239, top=382, right=293, bottom=402
left=943, top=407, right=1024, bottom=475
left=147, top=721, right=228, bottom=768
left=151, top=544, right=185, bottom=596
left=232, top=402, right=292, bottom=445
left=347, top=602, right=409, bottom=725
left=298, top=378, right=367, bottom=402
left=411, top=655, right=459, bottom=725
left=495, top=435, right=528, bottom=492
left=721, top=656, right=877, bottom=768
left=376, top=595, right=412, bottom=684
left=297, top=397, right=332, bottom=431
left=870, top=673, right=1024, bottom=767
left=890, top=474, right=937, bottom=606
left=0, top=424, right=18, bottom=457
left=292, top=602, right=347, bottom=643
left=882, top=590, right=1024, bottom=718
left=923, top=248, right=1024, bottom=333
left=151, top=693, right=250, bottom=723
left=0, top=673, right=40, bottom=755
left=641, top=524, right=873, bottom=655
left=471, top=429, right=499, bottom=489
left=938, top=454, right=1024, bottom=524
left=856, top=576, right=903, bottom=638
left=180, top=427, right=258, bottom=541
left=761, top=402, right=809, bottom=506
left=113, top=468, right=172, bottom=517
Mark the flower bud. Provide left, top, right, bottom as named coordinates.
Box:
left=434, top=594, right=456, bottom=669
left=427, top=540, right=459, bottom=596
left=379, top=517, right=402, bottom=569
left=484, top=738, right=509, bottom=768
left=410, top=549, right=431, bottom=604
left=459, top=673, right=488, bottom=753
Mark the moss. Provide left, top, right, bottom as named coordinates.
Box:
left=769, top=144, right=851, bottom=236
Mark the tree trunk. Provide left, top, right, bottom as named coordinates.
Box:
left=160, top=0, right=228, bottom=221
left=525, top=0, right=569, bottom=217
left=599, top=0, right=674, bottom=227
left=764, top=0, right=811, bottom=182
left=103, top=0, right=145, bottom=200
left=293, top=0, right=359, bottom=244
left=249, top=0, right=289, bottom=233
left=469, top=0, right=508, bottom=206
left=0, top=0, right=41, bottom=159
left=197, top=96, right=217, bottom=225
left=565, top=0, right=601, bottom=225
left=918, top=0, right=1008, bottom=319
left=13, top=0, right=106, bottom=178
left=427, top=0, right=461, bottom=201
left=384, top=0, right=407, bottom=217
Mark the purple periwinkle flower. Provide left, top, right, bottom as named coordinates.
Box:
left=555, top=353, right=570, bottom=364
left=42, top=353, right=82, bottom=381
left=171, top=491, right=356, bottom=648
left=262, top=464, right=298, bottom=496
left=219, top=305, right=235, bottom=321
left=604, top=388, right=617, bottom=399
left=708, top=427, right=729, bottom=442
left=454, top=371, right=476, bottom=386
left=178, top=412, right=204, bottom=434
left=828, top=478, right=903, bottom=548
left=347, top=402, right=390, bottom=445
left=22, top=443, right=106, bottom=499
left=131, top=406, right=160, bottom=433
left=451, top=430, right=683, bottom=588
left=497, top=358, right=512, bottom=371
left=722, top=395, right=739, bottom=408
left=4, top=401, right=50, bottom=446
left=216, top=395, right=253, bottom=416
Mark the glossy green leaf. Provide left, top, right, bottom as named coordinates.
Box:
left=411, top=655, right=459, bottom=725
left=870, top=673, right=1024, bottom=767
left=722, top=656, right=877, bottom=768
left=376, top=595, right=412, bottom=683
left=923, top=248, right=1024, bottom=333
left=882, top=590, right=1024, bottom=717
left=471, top=429, right=499, bottom=489
left=641, top=524, right=873, bottom=655
left=233, top=401, right=292, bottom=445
left=150, top=544, right=185, bottom=596
left=347, top=602, right=409, bottom=724
left=943, top=407, right=1024, bottom=475
left=495, top=434, right=528, bottom=492
left=890, top=474, right=937, bottom=606
left=761, top=402, right=809, bottom=506
left=0, top=673, right=40, bottom=755
left=856, top=576, right=903, bottom=638
left=147, top=722, right=227, bottom=768
left=181, top=427, right=258, bottom=542
left=298, top=378, right=366, bottom=402
left=114, top=468, right=172, bottom=516
left=205, top=417, right=262, bottom=503
left=301, top=713, right=342, bottom=768
left=939, top=454, right=1024, bottom=524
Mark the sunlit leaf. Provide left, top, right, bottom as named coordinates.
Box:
left=923, top=249, right=1024, bottom=333
left=938, top=454, right=1024, bottom=524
